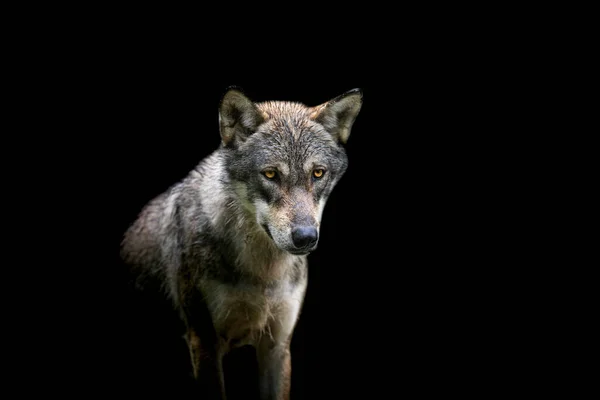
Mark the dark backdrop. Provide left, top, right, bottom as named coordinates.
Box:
left=9, top=6, right=541, bottom=397
left=104, top=82, right=394, bottom=399
left=62, top=49, right=511, bottom=398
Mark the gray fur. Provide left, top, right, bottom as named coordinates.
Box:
left=120, top=87, right=362, bottom=400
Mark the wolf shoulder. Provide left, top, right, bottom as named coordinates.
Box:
left=120, top=150, right=225, bottom=270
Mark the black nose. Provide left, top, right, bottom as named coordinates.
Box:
left=291, top=226, right=318, bottom=249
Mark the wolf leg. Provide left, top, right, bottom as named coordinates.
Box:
left=257, top=337, right=292, bottom=400
left=185, top=326, right=227, bottom=400
left=181, top=295, right=227, bottom=399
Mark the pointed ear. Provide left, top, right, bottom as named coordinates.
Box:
left=218, top=87, right=266, bottom=146
left=309, top=88, right=363, bottom=144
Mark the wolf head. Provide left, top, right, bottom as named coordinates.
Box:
left=218, top=87, right=362, bottom=255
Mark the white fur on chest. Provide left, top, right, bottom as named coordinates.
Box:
left=201, top=256, right=307, bottom=346
left=202, top=272, right=307, bottom=349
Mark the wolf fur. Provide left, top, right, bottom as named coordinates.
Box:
left=120, top=87, right=362, bottom=399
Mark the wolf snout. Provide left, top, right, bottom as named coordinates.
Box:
left=291, top=226, right=318, bottom=250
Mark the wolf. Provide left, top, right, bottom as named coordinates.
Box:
left=120, top=87, right=362, bottom=399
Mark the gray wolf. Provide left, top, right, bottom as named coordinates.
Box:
left=120, top=87, right=363, bottom=399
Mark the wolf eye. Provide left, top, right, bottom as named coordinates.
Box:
left=313, top=169, right=325, bottom=179
left=263, top=170, right=277, bottom=179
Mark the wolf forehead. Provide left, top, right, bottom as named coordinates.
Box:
left=242, top=102, right=345, bottom=160
left=254, top=101, right=334, bottom=139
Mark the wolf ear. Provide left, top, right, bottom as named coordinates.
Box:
left=310, top=88, right=363, bottom=144
left=218, top=87, right=266, bottom=146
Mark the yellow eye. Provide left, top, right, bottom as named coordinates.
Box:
left=313, top=169, right=325, bottom=178
left=264, top=170, right=276, bottom=179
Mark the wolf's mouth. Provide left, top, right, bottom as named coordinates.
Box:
left=261, top=223, right=273, bottom=240
left=288, top=249, right=312, bottom=256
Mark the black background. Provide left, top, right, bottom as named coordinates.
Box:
left=91, top=82, right=502, bottom=399
left=47, top=34, right=520, bottom=398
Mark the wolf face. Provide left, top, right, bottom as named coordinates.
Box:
left=219, top=88, right=362, bottom=255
